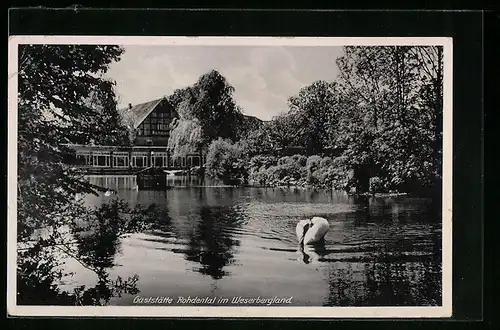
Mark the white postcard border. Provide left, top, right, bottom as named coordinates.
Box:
left=7, top=36, right=453, bottom=318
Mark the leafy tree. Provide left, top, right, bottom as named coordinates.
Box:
left=239, top=121, right=275, bottom=156
left=334, top=46, right=443, bottom=193
left=167, top=87, right=191, bottom=110
left=408, top=46, right=444, bottom=188
left=18, top=45, right=125, bottom=238
left=266, top=111, right=304, bottom=151
left=288, top=80, right=340, bottom=154
left=235, top=115, right=264, bottom=141
left=16, top=44, right=147, bottom=305
left=191, top=70, right=242, bottom=143
left=205, top=138, right=248, bottom=185
left=85, top=89, right=131, bottom=146
left=255, top=81, right=340, bottom=157
left=167, top=70, right=243, bottom=159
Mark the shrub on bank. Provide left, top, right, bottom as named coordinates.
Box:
left=246, top=153, right=414, bottom=193
left=247, top=153, right=352, bottom=189
left=369, top=176, right=384, bottom=194
left=265, top=159, right=305, bottom=184
left=292, top=154, right=307, bottom=167
left=248, top=155, right=278, bottom=186
left=246, top=151, right=431, bottom=194
left=306, top=155, right=322, bottom=171
left=249, top=155, right=278, bottom=169
left=205, top=138, right=248, bottom=185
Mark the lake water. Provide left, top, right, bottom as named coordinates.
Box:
left=68, top=175, right=442, bottom=307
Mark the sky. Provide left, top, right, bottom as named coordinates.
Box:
left=105, top=45, right=344, bottom=121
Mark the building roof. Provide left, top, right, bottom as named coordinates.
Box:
left=121, top=98, right=164, bottom=129
left=242, top=114, right=263, bottom=122
left=121, top=97, right=265, bottom=130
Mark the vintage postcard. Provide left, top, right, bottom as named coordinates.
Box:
left=7, top=36, right=452, bottom=318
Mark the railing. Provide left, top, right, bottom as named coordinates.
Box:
left=63, top=144, right=208, bottom=173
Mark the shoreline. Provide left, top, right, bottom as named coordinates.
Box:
left=192, top=183, right=431, bottom=199
left=82, top=173, right=436, bottom=198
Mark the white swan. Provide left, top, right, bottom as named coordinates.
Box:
left=296, top=217, right=330, bottom=245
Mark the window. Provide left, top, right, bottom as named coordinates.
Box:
left=136, top=109, right=174, bottom=136
left=193, top=156, right=200, bottom=167
left=92, top=151, right=110, bottom=167
left=76, top=150, right=92, bottom=166
left=153, top=156, right=163, bottom=167
left=131, top=152, right=149, bottom=168
left=113, top=152, right=129, bottom=168
left=151, top=152, right=168, bottom=167
left=146, top=114, right=169, bottom=136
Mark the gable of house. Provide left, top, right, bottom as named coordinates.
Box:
left=121, top=97, right=179, bottom=146
left=121, top=98, right=164, bottom=129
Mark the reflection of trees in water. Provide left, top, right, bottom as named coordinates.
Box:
left=324, top=258, right=441, bottom=306
left=72, top=212, right=121, bottom=270
left=350, top=196, right=441, bottom=237
left=66, top=201, right=171, bottom=305
left=183, top=205, right=244, bottom=280
left=324, top=263, right=366, bottom=306
left=17, top=199, right=166, bottom=306
left=324, top=246, right=442, bottom=306
left=369, top=196, right=439, bottom=224
left=323, top=198, right=442, bottom=306
left=364, top=255, right=442, bottom=306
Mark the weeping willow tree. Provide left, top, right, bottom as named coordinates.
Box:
left=167, top=117, right=203, bottom=159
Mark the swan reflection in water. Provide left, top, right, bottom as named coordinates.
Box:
left=297, top=242, right=330, bottom=264
left=295, top=217, right=331, bottom=264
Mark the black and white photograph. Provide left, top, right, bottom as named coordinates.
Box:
left=7, top=36, right=452, bottom=318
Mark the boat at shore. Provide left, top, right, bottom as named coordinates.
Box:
left=164, top=169, right=187, bottom=176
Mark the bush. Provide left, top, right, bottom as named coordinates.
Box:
left=249, top=155, right=277, bottom=169
left=248, top=166, right=268, bottom=186
left=369, top=177, right=384, bottom=194
left=277, top=156, right=293, bottom=166
left=248, top=155, right=278, bottom=186
left=205, top=138, right=248, bottom=185
left=306, top=155, right=322, bottom=168
left=319, top=156, right=333, bottom=168
left=291, top=154, right=307, bottom=167
left=332, top=155, right=349, bottom=167
left=266, top=159, right=305, bottom=183
left=245, top=153, right=358, bottom=191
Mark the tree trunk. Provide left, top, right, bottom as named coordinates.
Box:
left=354, top=165, right=371, bottom=194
